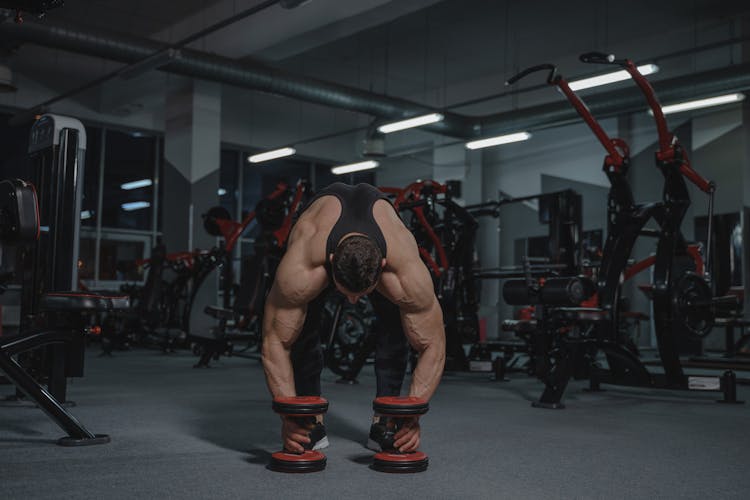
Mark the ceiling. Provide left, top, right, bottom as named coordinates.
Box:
left=2, top=0, right=750, bottom=144
left=40, top=0, right=225, bottom=38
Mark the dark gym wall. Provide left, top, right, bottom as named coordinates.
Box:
left=692, top=126, right=745, bottom=215
left=496, top=199, right=538, bottom=327
left=541, top=174, right=609, bottom=232
left=692, top=122, right=747, bottom=349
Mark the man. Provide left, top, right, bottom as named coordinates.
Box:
left=261, top=182, right=445, bottom=454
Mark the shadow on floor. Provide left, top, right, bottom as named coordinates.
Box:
left=347, top=453, right=372, bottom=465
left=245, top=448, right=273, bottom=466
left=187, top=394, right=373, bottom=469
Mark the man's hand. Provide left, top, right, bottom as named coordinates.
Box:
left=281, top=416, right=314, bottom=453
left=393, top=416, right=420, bottom=453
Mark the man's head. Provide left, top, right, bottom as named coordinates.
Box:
left=331, top=234, right=384, bottom=301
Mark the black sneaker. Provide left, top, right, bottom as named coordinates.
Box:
left=310, top=422, right=329, bottom=450
left=366, top=422, right=395, bottom=452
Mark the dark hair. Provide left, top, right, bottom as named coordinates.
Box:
left=332, top=235, right=383, bottom=293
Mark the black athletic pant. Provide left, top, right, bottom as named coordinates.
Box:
left=291, top=289, right=409, bottom=398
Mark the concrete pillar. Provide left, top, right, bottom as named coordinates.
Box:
left=163, top=80, right=222, bottom=254
left=163, top=80, right=221, bottom=336
left=477, top=150, right=501, bottom=340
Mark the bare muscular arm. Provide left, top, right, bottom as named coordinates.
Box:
left=261, top=224, right=328, bottom=399
left=377, top=224, right=446, bottom=401
left=377, top=233, right=445, bottom=453
left=394, top=264, right=446, bottom=400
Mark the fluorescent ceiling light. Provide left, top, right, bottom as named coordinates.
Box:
left=218, top=188, right=227, bottom=196
left=465, top=131, right=531, bottom=150
left=377, top=113, right=444, bottom=134
left=80, top=210, right=92, bottom=220
left=121, top=178, right=153, bottom=190
left=121, top=201, right=151, bottom=212
left=569, top=63, right=659, bottom=91
left=331, top=160, right=380, bottom=175
left=656, top=93, right=745, bottom=116
left=248, top=147, right=296, bottom=163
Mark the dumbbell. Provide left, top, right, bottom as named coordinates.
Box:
left=371, top=396, right=429, bottom=473
left=269, top=396, right=329, bottom=473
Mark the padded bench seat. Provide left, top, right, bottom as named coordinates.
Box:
left=40, top=291, right=130, bottom=312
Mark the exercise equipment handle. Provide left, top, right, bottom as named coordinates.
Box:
left=506, top=64, right=557, bottom=86
left=580, top=52, right=671, bottom=151
left=581, top=52, right=714, bottom=194
left=507, top=63, right=627, bottom=170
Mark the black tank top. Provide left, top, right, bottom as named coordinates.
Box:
left=300, top=182, right=393, bottom=259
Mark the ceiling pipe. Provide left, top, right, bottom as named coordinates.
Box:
left=2, top=19, right=750, bottom=140
left=0, top=19, right=477, bottom=137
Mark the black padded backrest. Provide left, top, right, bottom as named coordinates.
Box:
left=0, top=179, right=40, bottom=245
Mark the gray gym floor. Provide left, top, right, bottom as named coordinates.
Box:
left=1, top=349, right=748, bottom=500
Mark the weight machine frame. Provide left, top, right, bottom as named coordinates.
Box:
left=503, top=55, right=741, bottom=407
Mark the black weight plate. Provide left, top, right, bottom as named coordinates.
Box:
left=203, top=206, right=232, bottom=236
left=372, top=451, right=428, bottom=473
left=269, top=451, right=326, bottom=473
left=673, top=273, right=714, bottom=338
left=272, top=396, right=329, bottom=415
left=373, top=396, right=429, bottom=416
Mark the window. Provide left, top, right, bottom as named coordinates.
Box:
left=78, top=235, right=97, bottom=280
left=98, top=236, right=147, bottom=282
left=101, top=129, right=157, bottom=230
left=0, top=113, right=31, bottom=181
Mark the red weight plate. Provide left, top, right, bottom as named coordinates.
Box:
left=273, top=396, right=329, bottom=416
left=373, top=451, right=427, bottom=462
left=372, top=451, right=429, bottom=473
left=274, top=396, right=328, bottom=406
left=272, top=450, right=326, bottom=462
left=269, top=450, right=326, bottom=473
left=374, top=396, right=427, bottom=407
left=373, top=396, right=428, bottom=416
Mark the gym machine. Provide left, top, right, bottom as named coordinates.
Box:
left=1, top=114, right=129, bottom=444
left=189, top=180, right=310, bottom=367
left=502, top=55, right=741, bottom=408
left=387, top=180, right=481, bottom=371
left=470, top=189, right=584, bottom=376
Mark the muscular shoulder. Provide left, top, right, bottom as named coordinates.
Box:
left=272, top=245, right=328, bottom=307
left=373, top=199, right=412, bottom=245
left=287, top=217, right=318, bottom=245
left=274, top=217, right=329, bottom=306
left=373, top=200, right=419, bottom=267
